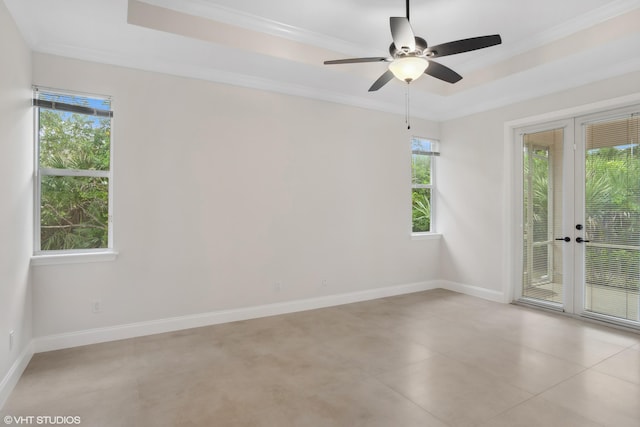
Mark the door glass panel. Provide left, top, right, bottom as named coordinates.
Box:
left=522, top=129, right=564, bottom=305
left=583, top=115, right=640, bottom=322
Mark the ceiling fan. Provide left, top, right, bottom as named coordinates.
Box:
left=324, top=0, right=502, bottom=91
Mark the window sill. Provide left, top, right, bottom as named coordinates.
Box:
left=31, top=250, right=118, bottom=266
left=411, top=232, right=442, bottom=240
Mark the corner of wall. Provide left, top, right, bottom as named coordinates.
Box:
left=0, top=0, right=34, bottom=410
left=0, top=343, right=33, bottom=409
left=437, top=280, right=506, bottom=303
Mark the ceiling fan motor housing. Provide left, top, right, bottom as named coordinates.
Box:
left=390, top=36, right=428, bottom=58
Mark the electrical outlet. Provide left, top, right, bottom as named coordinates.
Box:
left=274, top=282, right=282, bottom=293
left=92, top=300, right=102, bottom=313
left=9, top=330, right=14, bottom=351
left=321, top=279, right=328, bottom=287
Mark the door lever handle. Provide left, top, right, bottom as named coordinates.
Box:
left=555, top=237, right=571, bottom=242
left=576, top=237, right=590, bottom=243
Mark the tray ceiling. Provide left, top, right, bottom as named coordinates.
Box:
left=5, top=0, right=640, bottom=120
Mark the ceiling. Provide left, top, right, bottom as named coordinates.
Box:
left=5, top=0, right=640, bottom=120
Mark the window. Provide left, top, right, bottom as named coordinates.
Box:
left=411, top=136, right=438, bottom=233
left=33, top=87, right=113, bottom=254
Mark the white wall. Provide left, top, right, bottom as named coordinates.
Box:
left=0, top=0, right=33, bottom=405
left=30, top=53, right=441, bottom=338
left=24, top=26, right=640, bottom=344
left=438, top=70, right=640, bottom=297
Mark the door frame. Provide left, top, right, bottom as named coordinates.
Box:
left=502, top=93, right=640, bottom=306
left=512, top=119, right=574, bottom=312
left=573, top=104, right=640, bottom=327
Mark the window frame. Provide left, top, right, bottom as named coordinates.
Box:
left=411, top=136, right=439, bottom=236
left=32, top=87, right=116, bottom=264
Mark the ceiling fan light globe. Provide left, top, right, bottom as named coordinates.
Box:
left=388, top=57, right=428, bottom=83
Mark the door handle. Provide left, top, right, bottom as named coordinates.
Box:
left=555, top=237, right=571, bottom=242
left=576, top=237, right=590, bottom=243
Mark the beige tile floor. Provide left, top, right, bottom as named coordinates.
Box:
left=2, top=289, right=640, bottom=427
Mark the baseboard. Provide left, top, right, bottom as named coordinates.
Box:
left=33, top=280, right=440, bottom=353
left=0, top=343, right=33, bottom=410
left=438, top=280, right=506, bottom=303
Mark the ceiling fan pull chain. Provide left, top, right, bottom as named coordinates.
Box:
left=406, top=84, right=411, bottom=130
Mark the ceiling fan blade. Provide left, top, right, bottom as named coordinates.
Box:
left=324, top=57, right=389, bottom=65
left=390, top=17, right=416, bottom=52
left=425, top=60, right=462, bottom=84
left=369, top=70, right=395, bottom=92
left=426, top=34, right=502, bottom=58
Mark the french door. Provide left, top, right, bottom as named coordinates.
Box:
left=517, top=107, right=640, bottom=328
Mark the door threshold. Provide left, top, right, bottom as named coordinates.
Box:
left=513, top=299, right=640, bottom=334
left=580, top=311, right=640, bottom=333
left=513, top=298, right=565, bottom=313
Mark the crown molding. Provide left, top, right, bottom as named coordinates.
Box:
left=450, top=0, right=640, bottom=73
left=438, top=53, right=640, bottom=121
left=33, top=42, right=442, bottom=119
left=32, top=31, right=640, bottom=123
left=25, top=0, right=640, bottom=123
left=138, top=0, right=383, bottom=57
left=139, top=0, right=640, bottom=73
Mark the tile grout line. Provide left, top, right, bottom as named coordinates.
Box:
left=368, top=374, right=454, bottom=427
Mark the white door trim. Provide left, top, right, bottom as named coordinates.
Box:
left=512, top=120, right=574, bottom=310
left=503, top=92, right=640, bottom=304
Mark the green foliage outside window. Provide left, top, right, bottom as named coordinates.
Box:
left=411, top=139, right=433, bottom=233
left=524, top=143, right=640, bottom=292
left=412, top=188, right=431, bottom=232
left=39, top=107, right=111, bottom=250
left=584, top=146, right=640, bottom=292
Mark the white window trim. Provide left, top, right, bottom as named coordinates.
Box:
left=31, top=250, right=118, bottom=266
left=411, top=136, right=439, bottom=236
left=40, top=168, right=110, bottom=178
left=33, top=87, right=115, bottom=262
left=411, top=232, right=442, bottom=240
